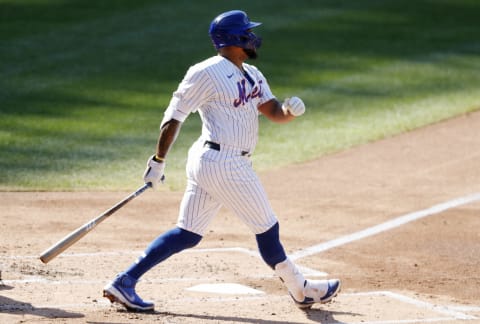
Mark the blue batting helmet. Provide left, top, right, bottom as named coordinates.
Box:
left=209, top=10, right=262, bottom=50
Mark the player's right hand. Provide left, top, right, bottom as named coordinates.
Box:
left=143, top=155, right=166, bottom=189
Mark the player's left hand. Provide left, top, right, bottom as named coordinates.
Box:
left=143, top=155, right=166, bottom=189
left=282, top=96, right=305, bottom=117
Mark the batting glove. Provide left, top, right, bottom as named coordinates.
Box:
left=282, top=96, right=305, bottom=117
left=143, top=155, right=165, bottom=190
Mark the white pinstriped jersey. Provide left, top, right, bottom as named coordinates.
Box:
left=163, top=55, right=278, bottom=235
left=162, top=55, right=275, bottom=153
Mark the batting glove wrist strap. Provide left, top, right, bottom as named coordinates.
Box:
left=153, top=154, right=165, bottom=163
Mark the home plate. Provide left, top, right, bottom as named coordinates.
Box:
left=186, top=283, right=265, bottom=295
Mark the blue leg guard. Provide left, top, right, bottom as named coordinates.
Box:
left=256, top=222, right=287, bottom=269
left=126, top=227, right=202, bottom=279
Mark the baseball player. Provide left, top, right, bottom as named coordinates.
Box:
left=103, top=9, right=340, bottom=312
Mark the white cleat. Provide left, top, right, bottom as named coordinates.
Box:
left=291, top=279, right=341, bottom=309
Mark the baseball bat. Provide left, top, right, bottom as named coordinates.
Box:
left=39, top=183, right=151, bottom=264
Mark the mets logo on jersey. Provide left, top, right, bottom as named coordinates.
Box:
left=233, top=79, right=263, bottom=107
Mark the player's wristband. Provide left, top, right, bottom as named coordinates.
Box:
left=153, top=155, right=165, bottom=163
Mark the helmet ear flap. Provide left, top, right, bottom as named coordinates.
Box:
left=210, top=32, right=235, bottom=49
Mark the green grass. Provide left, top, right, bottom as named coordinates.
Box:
left=1, top=0, right=480, bottom=191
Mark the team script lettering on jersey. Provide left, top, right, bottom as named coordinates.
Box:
left=234, top=79, right=264, bottom=107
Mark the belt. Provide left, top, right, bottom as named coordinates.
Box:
left=204, top=141, right=250, bottom=157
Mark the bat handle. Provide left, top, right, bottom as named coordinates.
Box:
left=138, top=182, right=152, bottom=197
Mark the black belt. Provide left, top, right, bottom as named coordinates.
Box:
left=204, top=141, right=250, bottom=157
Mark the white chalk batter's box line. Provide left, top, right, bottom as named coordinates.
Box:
left=0, top=290, right=477, bottom=323
left=5, top=191, right=480, bottom=262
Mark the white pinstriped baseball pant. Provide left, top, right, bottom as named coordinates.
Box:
left=176, top=139, right=278, bottom=235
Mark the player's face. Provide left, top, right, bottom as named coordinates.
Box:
left=241, top=29, right=260, bottom=59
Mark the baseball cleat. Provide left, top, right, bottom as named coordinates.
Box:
left=291, top=279, right=341, bottom=309
left=103, top=272, right=154, bottom=312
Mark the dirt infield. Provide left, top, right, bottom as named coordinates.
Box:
left=1, top=111, right=480, bottom=323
